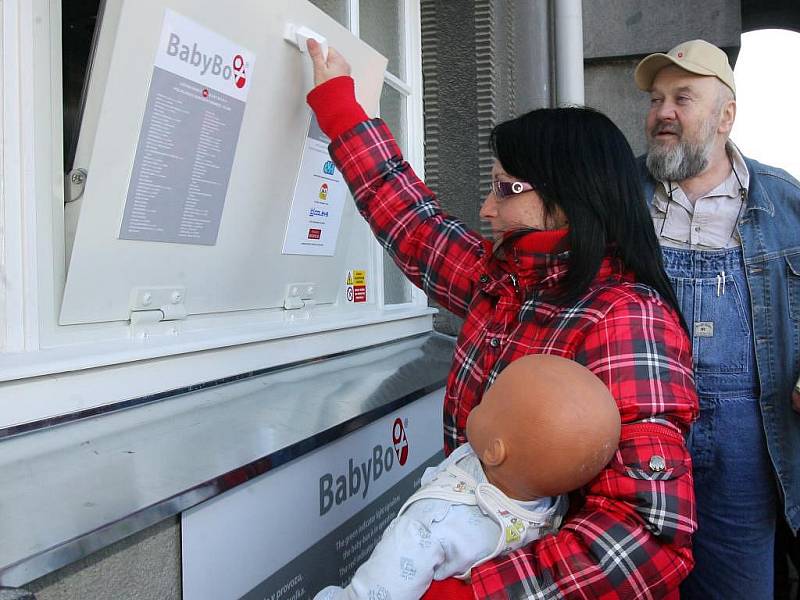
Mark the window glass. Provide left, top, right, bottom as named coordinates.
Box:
left=359, top=0, right=405, bottom=76
left=308, top=0, right=349, bottom=28
left=379, top=82, right=411, bottom=304
left=379, top=83, right=407, bottom=153
left=383, top=251, right=413, bottom=304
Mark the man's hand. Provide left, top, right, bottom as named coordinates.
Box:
left=307, top=39, right=351, bottom=87
left=793, top=376, right=800, bottom=413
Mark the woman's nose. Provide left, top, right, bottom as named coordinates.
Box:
left=480, top=193, right=497, bottom=219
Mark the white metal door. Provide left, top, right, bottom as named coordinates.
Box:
left=61, top=0, right=386, bottom=325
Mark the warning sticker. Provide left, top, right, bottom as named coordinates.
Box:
left=345, top=270, right=367, bottom=303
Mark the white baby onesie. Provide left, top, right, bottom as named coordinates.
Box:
left=314, top=443, right=567, bottom=600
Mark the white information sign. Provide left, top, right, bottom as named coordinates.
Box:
left=182, top=390, right=444, bottom=600
left=119, top=10, right=256, bottom=245
left=281, top=116, right=349, bottom=256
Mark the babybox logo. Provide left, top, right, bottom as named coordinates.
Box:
left=319, top=417, right=411, bottom=515
left=166, top=33, right=240, bottom=81
left=157, top=10, right=255, bottom=101
left=393, top=417, right=409, bottom=466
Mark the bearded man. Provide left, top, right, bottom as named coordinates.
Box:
left=635, top=39, right=800, bottom=599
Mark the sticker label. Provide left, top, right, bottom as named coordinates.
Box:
left=345, top=270, right=367, bottom=303
left=282, top=116, right=348, bottom=256
left=694, top=321, right=714, bottom=337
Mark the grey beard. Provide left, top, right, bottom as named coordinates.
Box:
left=646, top=139, right=710, bottom=182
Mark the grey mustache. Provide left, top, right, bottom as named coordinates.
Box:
left=652, top=121, right=681, bottom=136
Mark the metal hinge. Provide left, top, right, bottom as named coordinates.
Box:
left=129, top=305, right=188, bottom=324
left=129, top=287, right=187, bottom=337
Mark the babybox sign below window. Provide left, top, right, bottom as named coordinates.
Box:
left=118, top=9, right=255, bottom=245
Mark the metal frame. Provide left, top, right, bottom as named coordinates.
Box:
left=0, top=332, right=453, bottom=587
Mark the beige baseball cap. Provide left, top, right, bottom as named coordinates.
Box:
left=634, top=39, right=735, bottom=94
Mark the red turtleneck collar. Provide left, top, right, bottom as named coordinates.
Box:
left=484, top=228, right=569, bottom=255
left=511, top=228, right=569, bottom=253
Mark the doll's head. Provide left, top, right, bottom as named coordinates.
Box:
left=466, top=354, right=621, bottom=500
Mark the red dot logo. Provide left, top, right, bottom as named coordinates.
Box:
left=393, top=418, right=409, bottom=466
left=677, top=52, right=684, bottom=58
left=233, top=54, right=247, bottom=89
left=202, top=89, right=209, bottom=98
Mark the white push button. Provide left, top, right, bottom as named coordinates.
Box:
left=284, top=24, right=328, bottom=59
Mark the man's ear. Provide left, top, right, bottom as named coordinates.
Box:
left=719, top=99, right=736, bottom=135
left=480, top=438, right=507, bottom=467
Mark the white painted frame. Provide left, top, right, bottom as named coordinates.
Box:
left=0, top=0, right=432, bottom=428
left=344, top=0, right=427, bottom=310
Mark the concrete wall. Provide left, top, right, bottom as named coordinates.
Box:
left=583, top=0, right=742, bottom=155
left=419, top=0, right=554, bottom=335
left=584, top=59, right=649, bottom=155
left=420, top=0, right=485, bottom=335
left=25, top=518, right=180, bottom=600
left=583, top=0, right=741, bottom=60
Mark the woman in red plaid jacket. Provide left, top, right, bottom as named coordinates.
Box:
left=306, top=41, right=698, bottom=599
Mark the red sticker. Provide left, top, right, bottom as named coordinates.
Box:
left=353, top=285, right=366, bottom=303
left=233, top=54, right=247, bottom=89
left=307, top=228, right=321, bottom=240
left=393, top=418, right=409, bottom=466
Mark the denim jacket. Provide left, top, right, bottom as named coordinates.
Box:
left=640, top=156, right=800, bottom=531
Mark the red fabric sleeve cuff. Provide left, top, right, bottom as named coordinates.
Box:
left=421, top=578, right=474, bottom=600
left=306, top=76, right=369, bottom=139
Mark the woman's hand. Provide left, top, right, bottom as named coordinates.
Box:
left=307, top=39, right=351, bottom=87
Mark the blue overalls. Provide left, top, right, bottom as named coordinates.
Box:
left=663, top=246, right=777, bottom=599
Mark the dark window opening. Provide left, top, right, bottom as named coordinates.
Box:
left=63, top=0, right=102, bottom=171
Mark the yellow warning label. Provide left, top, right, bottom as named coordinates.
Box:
left=346, top=271, right=354, bottom=285
left=353, top=270, right=366, bottom=286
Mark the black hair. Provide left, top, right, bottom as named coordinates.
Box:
left=490, top=106, right=685, bottom=329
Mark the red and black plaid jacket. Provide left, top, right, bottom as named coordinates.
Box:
left=327, top=117, right=698, bottom=599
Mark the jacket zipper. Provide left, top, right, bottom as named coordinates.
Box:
left=620, top=421, right=685, bottom=444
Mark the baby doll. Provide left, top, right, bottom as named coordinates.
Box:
left=315, top=354, right=621, bottom=600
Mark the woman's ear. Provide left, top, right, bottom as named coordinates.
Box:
left=480, top=438, right=508, bottom=467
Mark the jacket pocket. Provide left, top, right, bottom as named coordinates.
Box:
left=669, top=273, right=753, bottom=374
left=606, top=428, right=694, bottom=542
left=609, top=437, right=689, bottom=482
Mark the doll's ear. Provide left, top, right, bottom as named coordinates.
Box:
left=480, top=438, right=507, bottom=467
